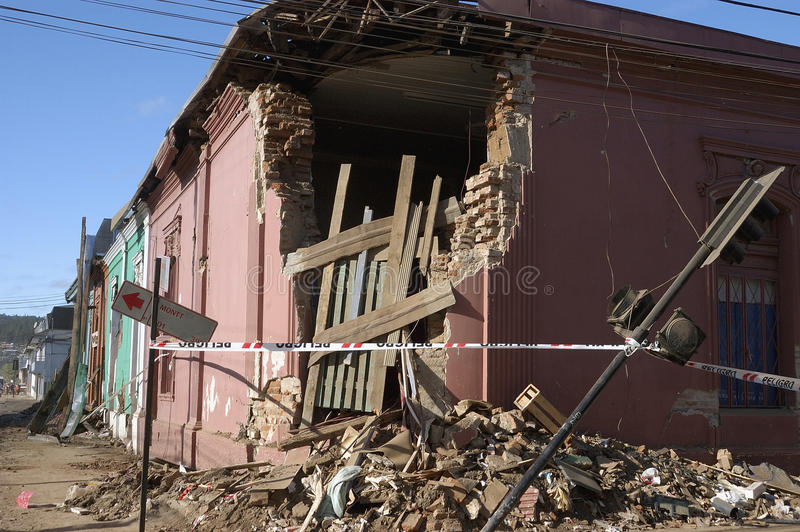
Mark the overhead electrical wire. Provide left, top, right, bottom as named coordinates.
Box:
left=717, top=0, right=800, bottom=17
left=0, top=294, right=68, bottom=303
left=83, top=0, right=800, bottom=84
left=2, top=1, right=800, bottom=132
left=3, top=9, right=800, bottom=134
left=232, top=0, right=800, bottom=73
left=90, top=0, right=800, bottom=104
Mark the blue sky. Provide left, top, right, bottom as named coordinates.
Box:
left=0, top=0, right=798, bottom=317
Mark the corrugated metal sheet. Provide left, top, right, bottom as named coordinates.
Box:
left=487, top=169, right=538, bottom=409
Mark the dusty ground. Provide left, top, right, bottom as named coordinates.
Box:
left=0, top=394, right=187, bottom=532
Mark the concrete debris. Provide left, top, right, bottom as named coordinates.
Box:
left=57, top=400, right=800, bottom=530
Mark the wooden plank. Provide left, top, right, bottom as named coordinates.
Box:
left=384, top=202, right=424, bottom=366
left=358, top=351, right=370, bottom=411
left=309, top=284, right=456, bottom=366
left=342, top=257, right=358, bottom=322
left=284, top=196, right=461, bottom=275
left=367, top=155, right=415, bottom=413
left=333, top=352, right=348, bottom=409
left=316, top=164, right=351, bottom=330
left=302, top=164, right=350, bottom=427
left=343, top=351, right=357, bottom=410
left=277, top=409, right=403, bottom=451
left=375, top=262, right=386, bottom=310
left=381, top=155, right=415, bottom=305
left=350, top=208, right=373, bottom=319
left=342, top=207, right=373, bottom=411
left=331, top=262, right=347, bottom=327
left=364, top=260, right=378, bottom=314
left=278, top=414, right=373, bottom=451
left=419, top=176, right=442, bottom=276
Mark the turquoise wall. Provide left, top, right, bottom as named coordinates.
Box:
left=104, top=223, right=146, bottom=412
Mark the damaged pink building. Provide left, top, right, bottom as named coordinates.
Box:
left=124, top=0, right=800, bottom=469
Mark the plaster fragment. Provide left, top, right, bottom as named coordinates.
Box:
left=668, top=388, right=719, bottom=428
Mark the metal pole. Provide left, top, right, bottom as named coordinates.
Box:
left=139, top=257, right=161, bottom=532
left=481, top=244, right=711, bottom=532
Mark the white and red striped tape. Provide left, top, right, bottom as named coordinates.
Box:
left=149, top=341, right=630, bottom=352
left=685, top=360, right=800, bottom=392
left=149, top=341, right=800, bottom=393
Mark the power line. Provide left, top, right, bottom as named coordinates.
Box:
left=717, top=0, right=800, bottom=17
left=76, top=0, right=800, bottom=81
left=98, top=0, right=800, bottom=106
left=3, top=9, right=800, bottom=134
left=2, top=1, right=800, bottom=132
left=241, top=0, right=800, bottom=71
left=0, top=294, right=67, bottom=303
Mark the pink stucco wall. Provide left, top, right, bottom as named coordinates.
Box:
left=144, top=86, right=297, bottom=469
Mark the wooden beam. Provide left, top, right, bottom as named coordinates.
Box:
left=278, top=414, right=373, bottom=451
left=283, top=196, right=461, bottom=275
left=301, top=164, right=350, bottom=427
left=419, top=175, right=442, bottom=276
left=279, top=409, right=402, bottom=451
left=309, top=284, right=455, bottom=367
left=383, top=202, right=424, bottom=366
left=368, top=156, right=414, bottom=412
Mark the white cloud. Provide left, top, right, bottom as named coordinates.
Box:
left=137, top=95, right=168, bottom=117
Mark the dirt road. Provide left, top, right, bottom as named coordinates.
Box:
left=0, top=394, right=181, bottom=531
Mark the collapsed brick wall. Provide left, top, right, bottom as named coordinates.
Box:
left=446, top=56, right=533, bottom=284
left=248, top=83, right=321, bottom=253
left=248, top=82, right=320, bottom=341
left=246, top=376, right=302, bottom=444
left=423, top=56, right=534, bottom=416
left=245, top=83, right=321, bottom=442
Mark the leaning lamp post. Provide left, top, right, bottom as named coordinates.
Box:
left=482, top=166, right=784, bottom=532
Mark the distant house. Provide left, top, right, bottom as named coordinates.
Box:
left=26, top=306, right=74, bottom=399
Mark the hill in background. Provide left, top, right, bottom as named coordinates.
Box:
left=0, top=314, right=41, bottom=347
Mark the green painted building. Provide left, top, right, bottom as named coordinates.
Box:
left=103, top=202, right=149, bottom=442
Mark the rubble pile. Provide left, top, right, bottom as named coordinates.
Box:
left=61, top=400, right=800, bottom=531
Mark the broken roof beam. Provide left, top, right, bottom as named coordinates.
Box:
left=284, top=196, right=461, bottom=275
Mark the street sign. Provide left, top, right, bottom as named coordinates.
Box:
left=111, top=280, right=217, bottom=342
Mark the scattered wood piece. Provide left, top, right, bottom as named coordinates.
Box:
left=514, top=383, right=566, bottom=435
left=687, top=459, right=800, bottom=497
left=279, top=414, right=373, bottom=451
left=184, top=460, right=275, bottom=477
left=299, top=469, right=325, bottom=532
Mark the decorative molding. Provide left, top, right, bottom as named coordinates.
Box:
left=163, top=213, right=182, bottom=258
left=153, top=128, right=178, bottom=181
left=699, top=136, right=800, bottom=199
left=203, top=84, right=249, bottom=146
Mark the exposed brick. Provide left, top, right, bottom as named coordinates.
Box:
left=401, top=513, right=426, bottom=532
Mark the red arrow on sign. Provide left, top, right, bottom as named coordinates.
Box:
left=122, top=292, right=145, bottom=310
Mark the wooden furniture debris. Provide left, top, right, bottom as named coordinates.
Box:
left=299, top=156, right=459, bottom=425
left=514, top=383, right=566, bottom=435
